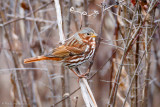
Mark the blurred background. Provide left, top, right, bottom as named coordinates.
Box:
left=0, top=0, right=160, bottom=107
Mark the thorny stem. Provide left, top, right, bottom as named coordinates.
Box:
left=135, top=4, right=141, bottom=107
left=108, top=22, right=142, bottom=107
left=123, top=24, right=158, bottom=106
left=122, top=52, right=145, bottom=107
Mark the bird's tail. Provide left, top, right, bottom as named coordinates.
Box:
left=24, top=55, right=62, bottom=63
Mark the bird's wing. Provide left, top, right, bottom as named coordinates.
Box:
left=45, top=45, right=87, bottom=58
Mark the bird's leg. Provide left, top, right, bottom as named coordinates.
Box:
left=79, top=60, right=93, bottom=77
left=80, top=69, right=90, bottom=77
left=75, top=67, right=88, bottom=78
left=75, top=67, right=88, bottom=82
left=69, top=68, right=86, bottom=78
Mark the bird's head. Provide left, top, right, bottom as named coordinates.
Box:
left=78, top=27, right=98, bottom=41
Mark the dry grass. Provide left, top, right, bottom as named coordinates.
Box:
left=0, top=0, right=160, bottom=107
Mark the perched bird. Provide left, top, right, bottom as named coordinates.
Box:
left=24, top=27, right=97, bottom=77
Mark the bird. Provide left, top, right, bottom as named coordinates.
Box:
left=24, top=27, right=97, bottom=77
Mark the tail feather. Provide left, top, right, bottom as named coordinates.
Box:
left=24, top=55, right=62, bottom=63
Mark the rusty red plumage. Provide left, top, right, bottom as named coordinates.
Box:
left=24, top=27, right=97, bottom=77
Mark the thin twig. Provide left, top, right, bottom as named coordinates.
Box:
left=53, top=87, right=80, bottom=106
left=84, top=0, right=88, bottom=27
left=122, top=52, right=146, bottom=107
left=27, top=0, right=44, bottom=52
left=6, top=14, right=56, bottom=24
left=1, top=0, right=54, bottom=27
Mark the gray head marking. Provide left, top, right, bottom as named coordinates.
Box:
left=79, top=27, right=95, bottom=34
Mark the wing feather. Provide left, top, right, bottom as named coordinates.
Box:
left=45, top=44, right=86, bottom=58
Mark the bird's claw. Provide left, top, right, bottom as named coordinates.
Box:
left=77, top=73, right=89, bottom=82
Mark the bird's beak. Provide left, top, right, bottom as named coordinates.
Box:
left=91, top=34, right=97, bottom=38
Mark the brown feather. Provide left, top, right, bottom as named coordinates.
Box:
left=52, top=45, right=70, bottom=57
left=24, top=55, right=62, bottom=63
left=65, top=46, right=85, bottom=54
left=50, top=45, right=86, bottom=57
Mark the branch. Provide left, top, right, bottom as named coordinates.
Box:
left=79, top=78, right=97, bottom=107
left=76, top=66, right=97, bottom=107
left=54, top=0, right=65, bottom=44
left=1, top=0, right=54, bottom=27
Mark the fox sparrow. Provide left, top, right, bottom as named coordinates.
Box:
left=24, top=27, right=97, bottom=77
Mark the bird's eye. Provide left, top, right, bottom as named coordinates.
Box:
left=87, top=33, right=90, bottom=35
